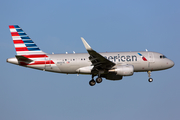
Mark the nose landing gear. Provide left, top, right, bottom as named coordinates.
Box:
left=147, top=71, right=153, bottom=82
left=148, top=78, right=153, bottom=82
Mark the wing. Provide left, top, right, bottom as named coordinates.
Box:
left=81, top=37, right=115, bottom=70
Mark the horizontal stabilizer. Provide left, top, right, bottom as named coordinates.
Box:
left=15, top=55, right=33, bottom=62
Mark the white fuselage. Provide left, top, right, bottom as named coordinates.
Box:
left=7, top=51, right=174, bottom=75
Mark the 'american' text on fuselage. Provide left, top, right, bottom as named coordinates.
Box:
left=104, top=54, right=137, bottom=62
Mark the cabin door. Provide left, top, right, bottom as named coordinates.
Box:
left=148, top=52, right=154, bottom=68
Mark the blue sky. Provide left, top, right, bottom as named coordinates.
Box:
left=0, top=0, right=179, bottom=120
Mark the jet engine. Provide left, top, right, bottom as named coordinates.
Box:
left=104, top=72, right=123, bottom=80
left=76, top=66, right=93, bottom=74
left=109, top=65, right=134, bottom=76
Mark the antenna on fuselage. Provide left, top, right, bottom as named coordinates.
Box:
left=66, top=52, right=68, bottom=54
left=73, top=51, right=75, bottom=54
left=146, top=49, right=148, bottom=52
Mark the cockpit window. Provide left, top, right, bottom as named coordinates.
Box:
left=160, top=55, right=167, bottom=59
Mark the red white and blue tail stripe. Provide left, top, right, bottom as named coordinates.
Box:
left=9, top=25, right=46, bottom=55
left=9, top=25, right=55, bottom=66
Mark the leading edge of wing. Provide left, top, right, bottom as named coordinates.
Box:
left=81, top=37, right=115, bottom=69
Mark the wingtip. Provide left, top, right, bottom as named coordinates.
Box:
left=81, top=37, right=92, bottom=50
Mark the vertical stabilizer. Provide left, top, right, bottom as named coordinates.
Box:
left=9, top=25, right=46, bottom=55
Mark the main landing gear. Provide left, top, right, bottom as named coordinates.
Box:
left=89, top=79, right=96, bottom=86
left=147, top=71, right=153, bottom=82
left=89, top=75, right=103, bottom=86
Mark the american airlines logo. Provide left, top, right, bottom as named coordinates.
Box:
left=137, top=53, right=148, bottom=61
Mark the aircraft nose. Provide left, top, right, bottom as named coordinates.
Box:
left=168, top=59, right=174, bottom=68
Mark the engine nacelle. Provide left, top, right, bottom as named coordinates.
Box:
left=105, top=72, right=123, bottom=80
left=76, top=66, right=93, bottom=74
left=109, top=65, right=134, bottom=76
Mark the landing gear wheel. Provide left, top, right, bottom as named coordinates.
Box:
left=96, top=77, right=103, bottom=83
left=89, top=79, right=96, bottom=86
left=148, top=78, right=153, bottom=82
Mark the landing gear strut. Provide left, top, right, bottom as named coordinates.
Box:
left=147, top=71, right=153, bottom=82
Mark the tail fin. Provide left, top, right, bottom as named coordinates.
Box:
left=9, top=25, right=46, bottom=55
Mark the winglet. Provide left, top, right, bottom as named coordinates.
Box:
left=81, top=37, right=92, bottom=50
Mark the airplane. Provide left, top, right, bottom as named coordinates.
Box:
left=7, top=25, right=174, bottom=86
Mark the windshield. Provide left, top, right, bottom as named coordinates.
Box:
left=160, top=55, right=167, bottom=59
